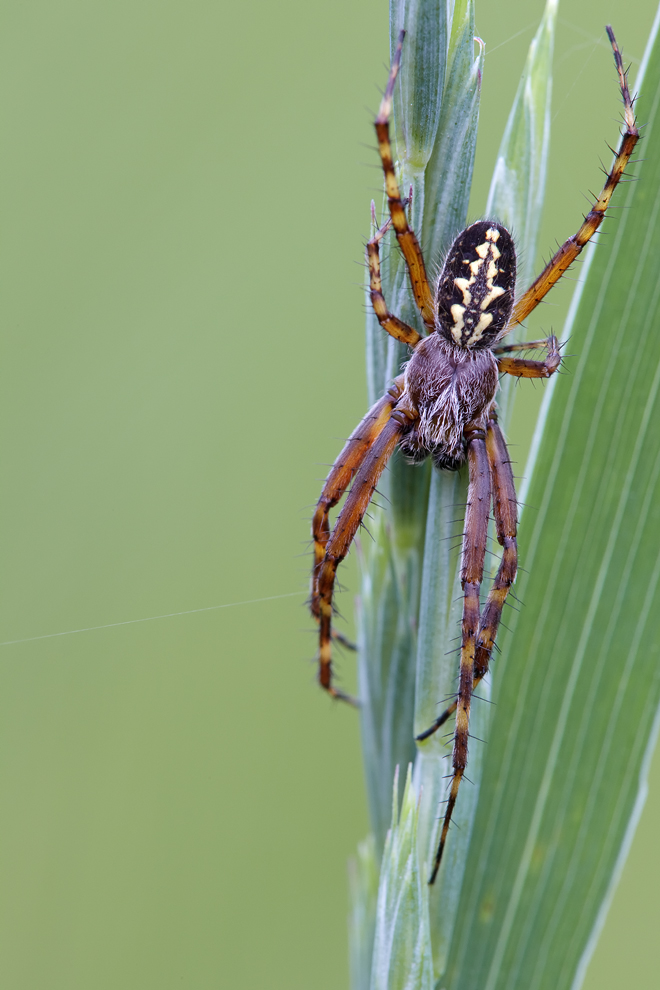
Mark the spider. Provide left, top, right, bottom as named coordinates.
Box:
left=310, top=26, right=638, bottom=884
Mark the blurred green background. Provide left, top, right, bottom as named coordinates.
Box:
left=0, top=1, right=658, bottom=986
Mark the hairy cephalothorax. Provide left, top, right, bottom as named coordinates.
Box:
left=310, top=27, right=638, bottom=884
left=399, top=325, right=499, bottom=468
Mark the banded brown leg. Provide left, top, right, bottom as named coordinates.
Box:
left=315, top=409, right=413, bottom=702
left=374, top=31, right=436, bottom=331
left=311, top=376, right=404, bottom=615
left=367, top=204, right=422, bottom=347
left=472, top=409, right=518, bottom=692
left=508, top=27, right=638, bottom=330
left=495, top=335, right=561, bottom=378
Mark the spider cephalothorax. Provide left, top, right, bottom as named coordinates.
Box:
left=310, top=27, right=638, bottom=883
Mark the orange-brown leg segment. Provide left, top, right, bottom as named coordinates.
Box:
left=316, top=409, right=414, bottom=702
left=495, top=334, right=561, bottom=379
left=509, top=27, right=638, bottom=331
left=311, top=376, right=404, bottom=618
left=472, top=409, right=518, bottom=689
left=429, top=423, right=491, bottom=884
left=374, top=31, right=436, bottom=331
left=367, top=204, right=422, bottom=346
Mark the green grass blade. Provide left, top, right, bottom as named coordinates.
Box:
left=442, top=12, right=660, bottom=989
left=370, top=768, right=434, bottom=990
left=417, top=10, right=555, bottom=976
left=422, top=0, right=484, bottom=265
left=357, top=3, right=481, bottom=981
left=390, top=0, right=447, bottom=172
left=404, top=11, right=483, bottom=976
left=412, top=0, right=481, bottom=756
left=485, top=0, right=557, bottom=429
left=358, top=0, right=463, bottom=852
left=358, top=502, right=428, bottom=847
left=350, top=836, right=381, bottom=990
left=486, top=0, right=557, bottom=290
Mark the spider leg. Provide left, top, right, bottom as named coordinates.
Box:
left=416, top=408, right=517, bottom=745
left=367, top=209, right=422, bottom=346
left=428, top=422, right=491, bottom=884
left=374, top=32, right=436, bottom=331
left=508, top=27, right=638, bottom=330
left=311, top=375, right=404, bottom=615
left=497, top=334, right=561, bottom=379
left=492, top=337, right=555, bottom=355
left=472, top=409, right=518, bottom=689
left=316, top=405, right=415, bottom=703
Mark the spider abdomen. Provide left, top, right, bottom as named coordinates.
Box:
left=400, top=335, right=498, bottom=468
left=435, top=221, right=516, bottom=349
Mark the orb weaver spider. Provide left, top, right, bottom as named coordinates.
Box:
left=310, top=27, right=638, bottom=884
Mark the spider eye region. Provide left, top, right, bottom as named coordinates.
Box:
left=436, top=221, right=516, bottom=348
